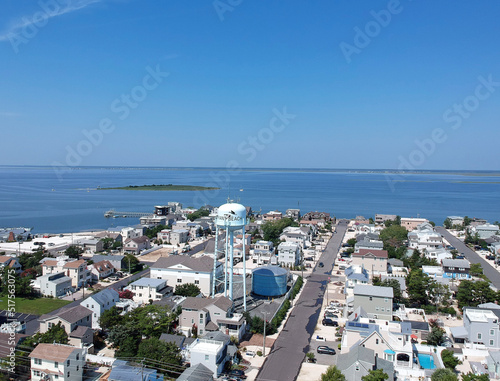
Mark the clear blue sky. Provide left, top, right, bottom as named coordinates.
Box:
left=1, top=0, right=499, bottom=170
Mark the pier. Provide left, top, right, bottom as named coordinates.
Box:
left=104, top=210, right=151, bottom=218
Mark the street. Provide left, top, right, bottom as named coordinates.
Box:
left=256, top=220, right=348, bottom=381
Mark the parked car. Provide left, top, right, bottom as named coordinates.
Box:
left=305, top=257, right=314, bottom=261
left=324, top=313, right=339, bottom=319
left=322, top=318, right=338, bottom=326
left=456, top=254, right=465, bottom=259
left=317, top=345, right=336, bottom=355
left=486, top=255, right=496, bottom=260
left=108, top=276, right=119, bottom=281
left=318, top=262, right=324, bottom=268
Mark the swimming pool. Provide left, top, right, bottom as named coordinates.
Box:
left=418, top=353, right=436, bottom=369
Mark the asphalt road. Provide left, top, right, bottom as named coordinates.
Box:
left=436, top=227, right=500, bottom=290
left=256, top=220, right=349, bottom=381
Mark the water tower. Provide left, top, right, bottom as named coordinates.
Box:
left=212, top=201, right=247, bottom=311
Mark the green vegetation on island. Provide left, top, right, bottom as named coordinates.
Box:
left=98, top=184, right=219, bottom=191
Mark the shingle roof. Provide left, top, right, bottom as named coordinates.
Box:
left=0, top=256, right=13, bottom=264
left=442, top=258, right=470, bottom=268
left=354, top=248, right=388, bottom=258
left=93, top=260, right=114, bottom=273
left=39, top=305, right=92, bottom=324
left=159, top=333, right=185, bottom=348
left=205, top=321, right=219, bottom=331
left=152, top=255, right=215, bottom=272
left=182, top=297, right=214, bottom=310
left=84, top=288, right=119, bottom=307
left=129, top=277, right=165, bottom=288
left=177, top=363, right=213, bottom=381
left=29, top=343, right=79, bottom=362
left=70, top=325, right=93, bottom=338
left=212, top=296, right=233, bottom=312
left=63, top=259, right=86, bottom=269
left=354, top=284, right=393, bottom=298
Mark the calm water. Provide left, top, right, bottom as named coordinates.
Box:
left=0, top=166, right=499, bottom=233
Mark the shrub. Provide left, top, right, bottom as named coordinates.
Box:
left=257, top=350, right=262, bottom=357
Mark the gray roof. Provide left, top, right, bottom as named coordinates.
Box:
left=40, top=305, right=92, bottom=324
left=380, top=275, right=406, bottom=291
left=375, top=357, right=394, bottom=381
left=407, top=320, right=429, bottom=331
left=93, top=254, right=125, bottom=262
left=442, top=258, right=470, bottom=268
left=478, top=302, right=500, bottom=310
left=177, top=363, right=213, bottom=381
left=84, top=288, right=119, bottom=306
left=152, top=255, right=215, bottom=272
left=345, top=267, right=369, bottom=282
left=337, top=345, right=375, bottom=371
left=159, top=333, right=185, bottom=348
left=205, top=321, right=219, bottom=331
left=450, top=325, right=468, bottom=339
left=182, top=297, right=215, bottom=311
left=212, top=296, right=233, bottom=312
left=387, top=258, right=404, bottom=267
left=70, top=325, right=93, bottom=338
left=353, top=284, right=393, bottom=298
left=129, top=277, right=165, bottom=288
left=203, top=331, right=230, bottom=343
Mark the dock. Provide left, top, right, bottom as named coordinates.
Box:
left=104, top=210, right=151, bottom=218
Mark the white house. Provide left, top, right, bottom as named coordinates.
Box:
left=188, top=331, right=232, bottom=377
left=252, top=240, right=275, bottom=265
left=0, top=256, right=22, bottom=274
left=34, top=272, right=73, bottom=297
left=170, top=229, right=189, bottom=245
left=123, top=236, right=151, bottom=254
left=126, top=278, right=172, bottom=304
left=89, top=260, right=115, bottom=281
left=80, top=288, right=120, bottom=329
left=472, top=224, right=500, bottom=240
left=29, top=343, right=84, bottom=381
left=408, top=223, right=443, bottom=251
left=151, top=255, right=223, bottom=296
left=277, top=242, right=301, bottom=267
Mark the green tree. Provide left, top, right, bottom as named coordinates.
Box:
left=187, top=207, right=210, bottom=221
left=427, top=326, right=445, bottom=346
left=406, top=268, right=431, bottom=306
left=108, top=324, right=141, bottom=356
left=174, top=283, right=201, bottom=297
left=441, top=349, right=460, bottom=370
left=428, top=282, right=451, bottom=308
left=99, top=306, right=124, bottom=331
left=127, top=304, right=175, bottom=338
left=321, top=365, right=346, bottom=381
left=65, top=245, right=83, bottom=259
left=431, top=368, right=458, bottom=381
left=362, top=369, right=389, bottom=381
left=144, top=224, right=168, bottom=239
left=379, top=225, right=408, bottom=249
left=377, top=278, right=402, bottom=303
left=461, top=372, right=489, bottom=381
left=463, top=216, right=471, bottom=227
left=136, top=337, right=182, bottom=371
left=456, top=280, right=496, bottom=309
left=124, top=254, right=143, bottom=273
left=24, top=323, right=68, bottom=348
left=347, top=238, right=357, bottom=247
left=18, top=249, right=46, bottom=269
left=443, top=218, right=452, bottom=229
left=469, top=263, right=484, bottom=277
left=262, top=217, right=298, bottom=245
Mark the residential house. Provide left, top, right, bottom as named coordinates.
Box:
left=263, top=210, right=282, bottom=221
left=34, top=272, right=72, bottom=297
left=463, top=307, right=500, bottom=348
left=76, top=239, right=103, bottom=253
left=93, top=231, right=122, bottom=245
left=92, top=254, right=126, bottom=271
left=180, top=296, right=246, bottom=340
left=188, top=331, right=232, bottom=377
left=126, top=278, right=173, bottom=304
left=345, top=266, right=369, bottom=289
left=285, top=208, right=301, bottom=220
left=123, top=236, right=151, bottom=254
left=355, top=216, right=370, bottom=225
left=279, top=227, right=308, bottom=248
left=442, top=258, right=471, bottom=279
left=120, top=227, right=141, bottom=240
left=447, top=216, right=464, bottom=226
left=80, top=288, right=120, bottom=329
left=177, top=363, right=213, bottom=381
left=302, top=211, right=331, bottom=221
left=353, top=285, right=394, bottom=321
left=29, top=343, right=84, bottom=381
left=39, top=305, right=92, bottom=334
left=68, top=326, right=94, bottom=352
left=0, top=255, right=22, bottom=274
left=277, top=242, right=301, bottom=267
left=140, top=214, right=167, bottom=226
left=472, top=224, right=500, bottom=240
left=354, top=239, right=384, bottom=252
left=337, top=346, right=394, bottom=381
left=400, top=217, right=429, bottom=231
left=252, top=240, right=275, bottom=265
left=170, top=229, right=189, bottom=245
left=89, top=260, right=115, bottom=281
left=63, top=259, right=89, bottom=288
left=351, top=249, right=388, bottom=276
left=375, top=214, right=397, bottom=224
left=151, top=255, right=223, bottom=296
left=423, top=247, right=452, bottom=262
left=408, top=224, right=443, bottom=251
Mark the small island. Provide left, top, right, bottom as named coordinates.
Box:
left=98, top=184, right=219, bottom=191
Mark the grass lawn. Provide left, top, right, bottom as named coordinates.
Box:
left=0, top=297, right=71, bottom=315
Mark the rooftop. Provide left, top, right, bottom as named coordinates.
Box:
left=29, top=343, right=79, bottom=362
left=354, top=284, right=394, bottom=298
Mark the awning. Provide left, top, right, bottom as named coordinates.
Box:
left=450, top=325, right=468, bottom=339
left=384, top=349, right=396, bottom=354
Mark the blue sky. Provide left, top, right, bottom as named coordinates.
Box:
left=1, top=0, right=499, bottom=170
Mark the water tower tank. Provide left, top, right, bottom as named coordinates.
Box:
left=216, top=202, right=246, bottom=231
left=252, top=266, right=288, bottom=297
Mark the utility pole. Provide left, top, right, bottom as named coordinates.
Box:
left=262, top=311, right=267, bottom=356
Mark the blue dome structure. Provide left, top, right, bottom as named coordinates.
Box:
left=252, top=266, right=288, bottom=297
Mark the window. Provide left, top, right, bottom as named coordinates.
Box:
left=67, top=360, right=70, bottom=366
left=34, top=358, right=42, bottom=365
left=76, top=354, right=79, bottom=360
left=490, top=340, right=494, bottom=346
left=369, top=296, right=373, bottom=301
left=376, top=339, right=379, bottom=344
left=55, top=361, right=58, bottom=368
left=384, top=298, right=388, bottom=303
left=478, top=333, right=482, bottom=340
left=67, top=372, right=70, bottom=377
left=376, top=306, right=379, bottom=311
left=205, top=355, right=209, bottom=361
left=48, top=322, right=54, bottom=329
left=491, top=329, right=495, bottom=336
left=177, top=279, right=182, bottom=283
left=34, top=371, right=41, bottom=376
left=77, top=366, right=79, bottom=371
left=194, top=280, right=199, bottom=285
